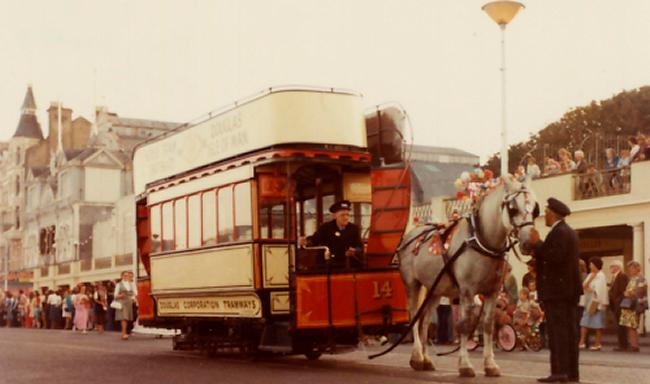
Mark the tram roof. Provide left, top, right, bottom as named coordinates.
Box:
left=133, top=86, right=368, bottom=195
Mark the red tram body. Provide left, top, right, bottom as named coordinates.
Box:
left=132, top=88, right=411, bottom=358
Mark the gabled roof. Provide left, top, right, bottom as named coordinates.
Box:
left=408, top=144, right=478, bottom=159
left=410, top=160, right=474, bottom=204
left=13, top=114, right=44, bottom=139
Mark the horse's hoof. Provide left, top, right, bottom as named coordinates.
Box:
left=485, top=367, right=501, bottom=377
left=409, top=359, right=424, bottom=371
left=422, top=359, right=435, bottom=371
left=459, top=367, right=476, bottom=377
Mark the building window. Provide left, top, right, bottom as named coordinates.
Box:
left=202, top=191, right=217, bottom=245
left=15, top=175, right=20, bottom=196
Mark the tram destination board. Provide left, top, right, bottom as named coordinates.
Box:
left=157, top=294, right=262, bottom=318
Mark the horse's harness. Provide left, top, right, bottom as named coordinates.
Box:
left=369, top=186, right=538, bottom=360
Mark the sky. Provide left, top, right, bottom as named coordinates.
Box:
left=1, top=0, right=650, bottom=161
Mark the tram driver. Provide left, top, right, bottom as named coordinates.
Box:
left=299, top=200, right=364, bottom=268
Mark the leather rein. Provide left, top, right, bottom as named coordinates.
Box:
left=368, top=186, right=536, bottom=360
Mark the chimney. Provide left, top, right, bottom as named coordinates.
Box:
left=47, top=101, right=73, bottom=152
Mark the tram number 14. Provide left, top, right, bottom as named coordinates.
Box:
left=372, top=281, right=393, bottom=299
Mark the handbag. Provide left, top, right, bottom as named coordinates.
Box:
left=110, top=300, right=123, bottom=310
left=587, top=297, right=599, bottom=315
left=620, top=297, right=636, bottom=309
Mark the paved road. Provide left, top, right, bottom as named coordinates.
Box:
left=0, top=328, right=648, bottom=384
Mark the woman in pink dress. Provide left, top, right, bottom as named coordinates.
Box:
left=73, top=284, right=90, bottom=334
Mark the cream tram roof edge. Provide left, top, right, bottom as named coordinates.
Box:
left=133, top=86, right=368, bottom=195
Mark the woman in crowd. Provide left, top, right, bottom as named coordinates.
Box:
left=544, top=157, right=561, bottom=175
left=629, top=136, right=641, bottom=161
left=619, top=261, right=648, bottom=352
left=637, top=133, right=647, bottom=160
left=24, top=292, right=33, bottom=328
left=558, top=148, right=576, bottom=172
left=578, top=257, right=608, bottom=351
left=73, top=284, right=90, bottom=334
left=604, top=148, right=621, bottom=192
left=63, top=288, right=74, bottom=330
left=114, top=271, right=137, bottom=340
left=4, top=292, right=16, bottom=327
left=526, top=156, right=541, bottom=179
left=94, top=283, right=108, bottom=334
left=30, top=292, right=41, bottom=328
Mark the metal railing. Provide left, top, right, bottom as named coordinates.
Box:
left=444, top=198, right=474, bottom=220
left=573, top=166, right=631, bottom=200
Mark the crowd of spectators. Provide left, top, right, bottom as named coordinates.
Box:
left=0, top=271, right=138, bottom=340
left=514, top=134, right=650, bottom=199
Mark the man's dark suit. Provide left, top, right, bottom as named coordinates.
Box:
left=534, top=220, right=582, bottom=380
left=307, top=220, right=363, bottom=267
left=609, top=271, right=630, bottom=349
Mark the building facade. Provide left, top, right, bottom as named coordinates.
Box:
left=0, top=86, right=178, bottom=292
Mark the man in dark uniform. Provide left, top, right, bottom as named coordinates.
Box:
left=300, top=200, right=363, bottom=268
left=529, top=198, right=582, bottom=383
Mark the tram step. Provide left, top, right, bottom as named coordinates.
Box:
left=258, top=322, right=292, bottom=353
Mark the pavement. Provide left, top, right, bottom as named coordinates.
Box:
left=0, top=327, right=649, bottom=384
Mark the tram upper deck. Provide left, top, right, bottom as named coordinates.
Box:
left=133, top=87, right=367, bottom=196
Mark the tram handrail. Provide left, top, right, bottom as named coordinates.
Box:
left=300, top=245, right=332, bottom=261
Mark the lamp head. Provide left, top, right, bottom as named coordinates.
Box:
left=482, top=1, right=525, bottom=26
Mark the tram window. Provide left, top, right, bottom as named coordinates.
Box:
left=262, top=203, right=286, bottom=239
left=351, top=202, right=371, bottom=240
left=322, top=194, right=335, bottom=222
left=161, top=202, right=174, bottom=251
left=150, top=205, right=161, bottom=253
left=187, top=194, right=201, bottom=248
left=271, top=204, right=286, bottom=238
left=303, top=197, right=317, bottom=236
left=202, top=191, right=217, bottom=246
left=218, top=187, right=234, bottom=242
left=234, top=183, right=252, bottom=241
left=174, top=198, right=187, bottom=250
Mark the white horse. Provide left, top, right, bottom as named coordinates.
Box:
left=398, top=176, right=537, bottom=377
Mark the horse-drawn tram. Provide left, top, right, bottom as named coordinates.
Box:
left=132, top=87, right=413, bottom=359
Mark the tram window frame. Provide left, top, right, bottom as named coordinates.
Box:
left=161, top=201, right=174, bottom=252
left=174, top=198, right=187, bottom=250
left=149, top=204, right=161, bottom=253
left=234, top=182, right=253, bottom=241
left=150, top=180, right=254, bottom=253
left=218, top=186, right=234, bottom=243
left=260, top=202, right=287, bottom=240
left=187, top=193, right=201, bottom=248
left=201, top=190, right=217, bottom=246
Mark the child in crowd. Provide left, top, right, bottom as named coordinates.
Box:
left=513, top=288, right=544, bottom=350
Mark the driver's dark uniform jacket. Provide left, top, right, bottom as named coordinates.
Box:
left=307, top=220, right=363, bottom=267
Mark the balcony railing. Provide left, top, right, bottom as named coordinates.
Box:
left=444, top=198, right=473, bottom=220
left=573, top=166, right=631, bottom=200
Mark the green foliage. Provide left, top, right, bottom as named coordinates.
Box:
left=485, top=86, right=650, bottom=176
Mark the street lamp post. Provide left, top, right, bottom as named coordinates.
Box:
left=482, top=1, right=524, bottom=177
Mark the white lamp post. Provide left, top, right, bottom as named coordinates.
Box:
left=482, top=1, right=524, bottom=177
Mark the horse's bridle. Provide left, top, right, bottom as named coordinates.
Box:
left=502, top=187, right=539, bottom=234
